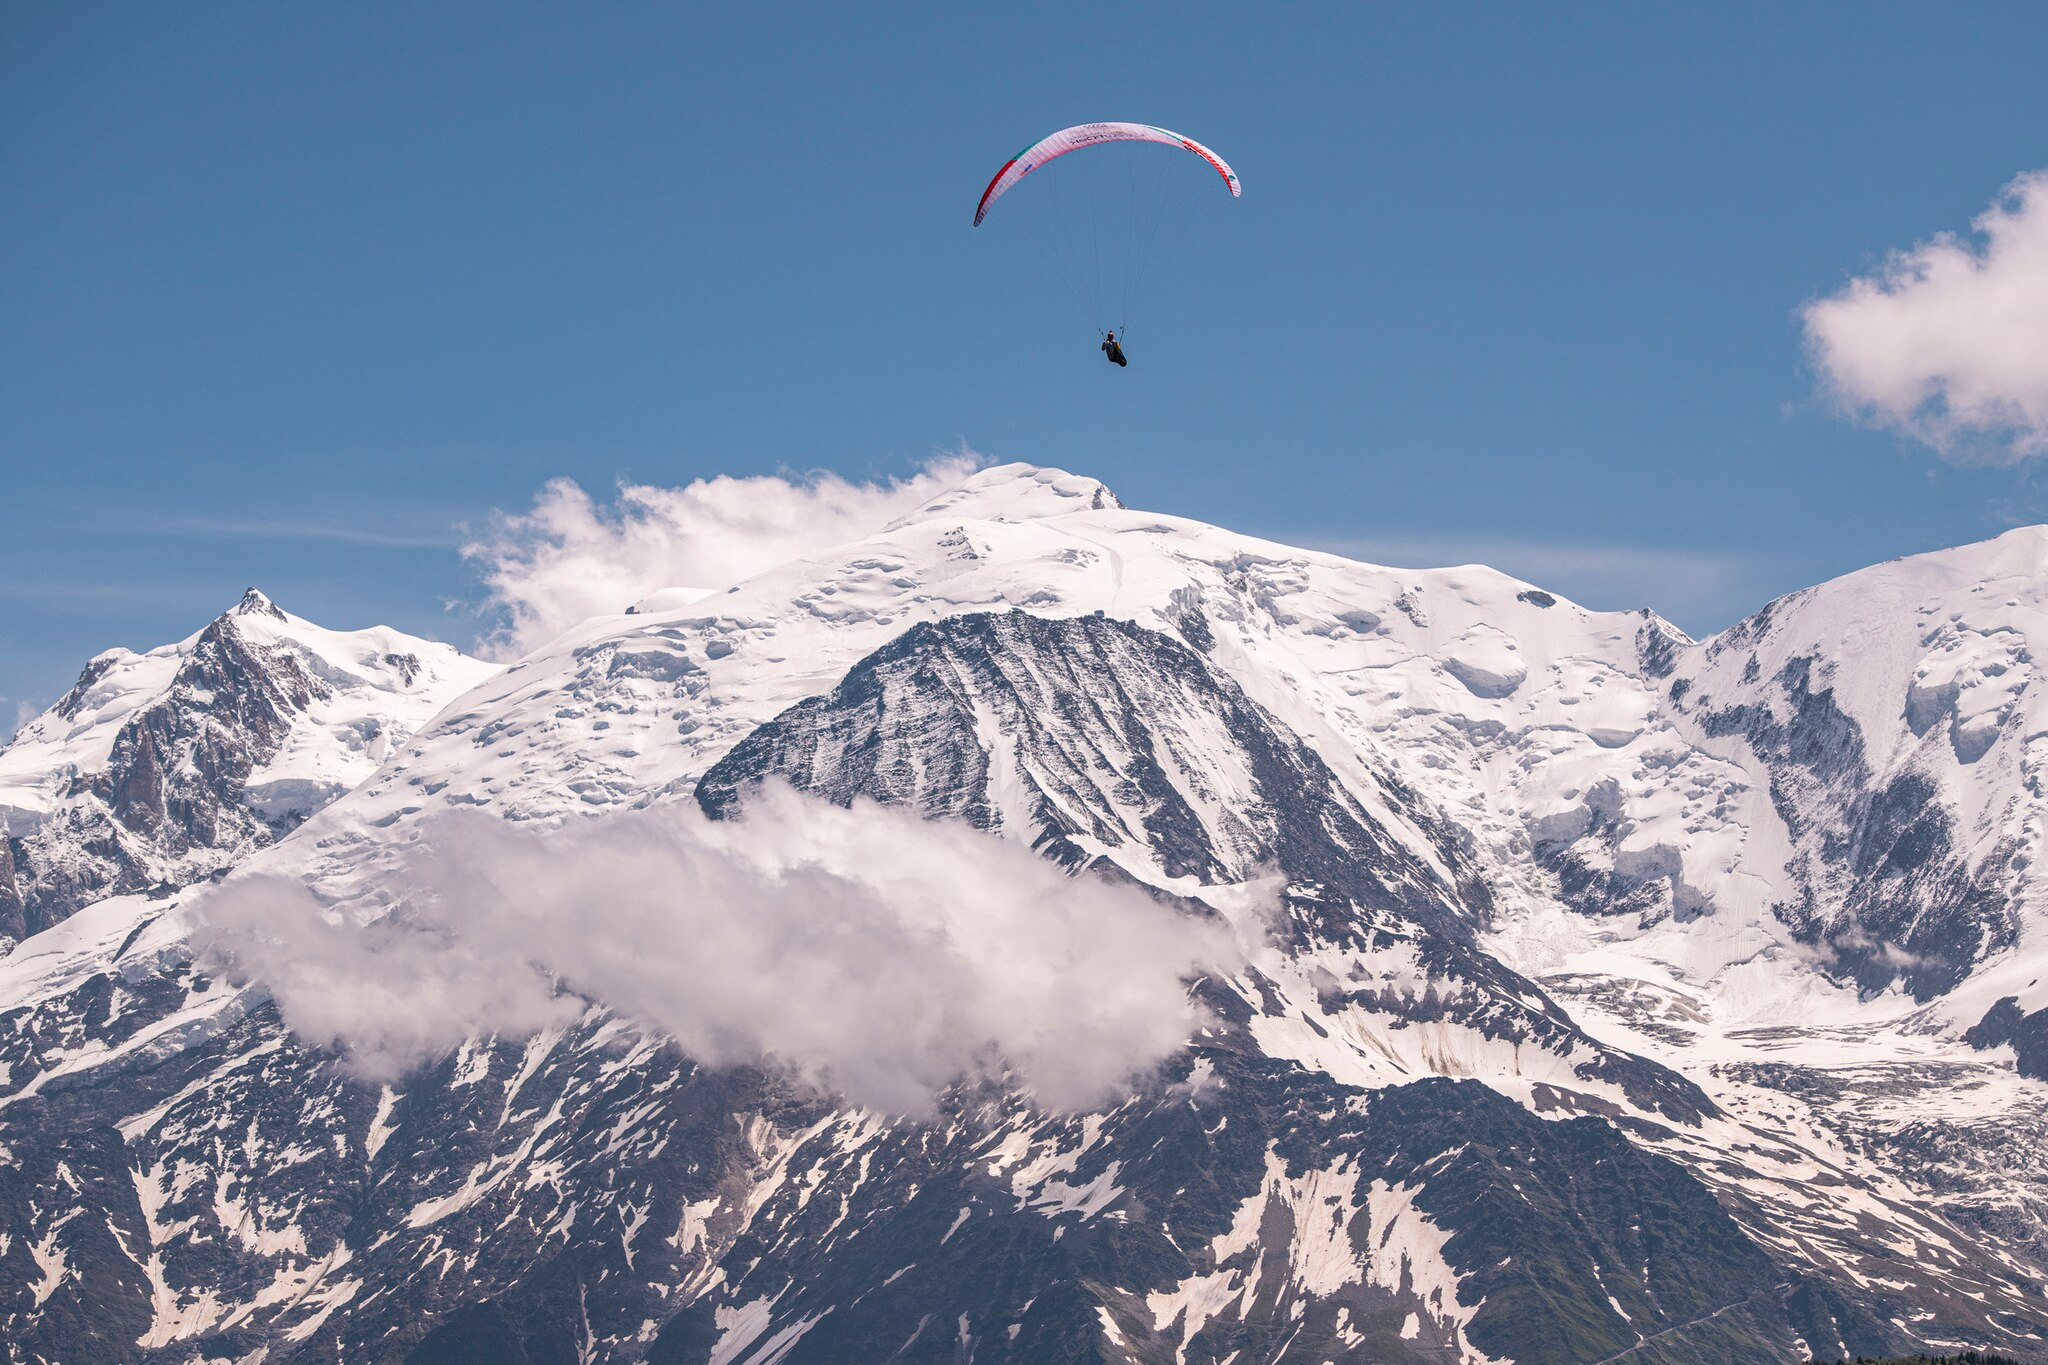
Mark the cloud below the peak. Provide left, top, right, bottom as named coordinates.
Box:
left=462, top=454, right=984, bottom=659
left=1802, top=170, right=2048, bottom=464
left=195, top=784, right=1249, bottom=1115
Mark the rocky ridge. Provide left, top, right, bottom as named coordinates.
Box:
left=0, top=465, right=2043, bottom=1362
left=0, top=590, right=496, bottom=942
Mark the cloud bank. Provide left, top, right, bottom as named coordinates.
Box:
left=196, top=784, right=1246, bottom=1114
left=464, top=455, right=982, bottom=659
left=1803, top=170, right=2048, bottom=463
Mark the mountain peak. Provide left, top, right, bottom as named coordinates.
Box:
left=229, top=586, right=288, bottom=621
left=887, top=462, right=1122, bottom=531
left=6, top=476, right=2048, bottom=1360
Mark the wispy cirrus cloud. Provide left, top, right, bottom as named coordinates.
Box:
left=74, top=499, right=470, bottom=550
left=1803, top=169, right=2048, bottom=464
left=0, top=580, right=216, bottom=605
left=162, top=516, right=462, bottom=549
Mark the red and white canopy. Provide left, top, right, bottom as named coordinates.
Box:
left=973, top=122, right=1240, bottom=226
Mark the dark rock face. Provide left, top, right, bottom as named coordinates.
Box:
left=0, top=979, right=1905, bottom=1365
left=1635, top=614, right=1684, bottom=679
left=700, top=612, right=1708, bottom=1122
left=701, top=611, right=1482, bottom=933
left=0, top=839, right=19, bottom=944
left=1693, top=655, right=2015, bottom=1000
left=1531, top=779, right=1697, bottom=928
left=1, top=614, right=329, bottom=939
left=0, top=611, right=2039, bottom=1363
left=1967, top=996, right=2048, bottom=1081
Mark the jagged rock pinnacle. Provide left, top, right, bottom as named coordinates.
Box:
left=232, top=587, right=288, bottom=620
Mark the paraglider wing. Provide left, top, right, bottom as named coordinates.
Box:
left=973, top=122, right=1240, bottom=226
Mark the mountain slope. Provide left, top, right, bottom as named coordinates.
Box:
left=0, top=464, right=2043, bottom=1362
left=0, top=614, right=1924, bottom=1365
left=696, top=610, right=1710, bottom=1122
left=0, top=589, right=498, bottom=942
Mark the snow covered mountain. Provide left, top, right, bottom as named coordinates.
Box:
left=0, top=589, right=498, bottom=942
left=1, top=465, right=2044, bottom=1363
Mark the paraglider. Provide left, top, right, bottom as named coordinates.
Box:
left=972, top=123, right=1240, bottom=228
left=973, top=122, right=1239, bottom=361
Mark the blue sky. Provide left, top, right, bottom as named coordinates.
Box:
left=5, top=2, right=2048, bottom=716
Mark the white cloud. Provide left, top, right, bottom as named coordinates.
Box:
left=462, top=455, right=983, bottom=659
left=1, top=698, right=40, bottom=746
left=1803, top=170, right=2048, bottom=463
left=168, top=516, right=460, bottom=548
left=195, top=783, right=1250, bottom=1115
